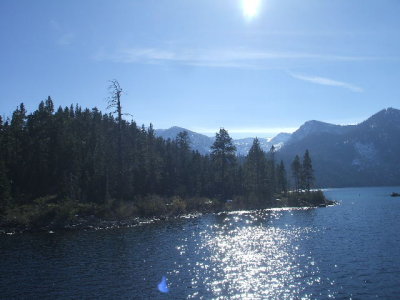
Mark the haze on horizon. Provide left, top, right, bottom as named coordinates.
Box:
left=1, top=0, right=400, bottom=139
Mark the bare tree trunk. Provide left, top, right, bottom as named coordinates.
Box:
left=108, top=80, right=124, bottom=200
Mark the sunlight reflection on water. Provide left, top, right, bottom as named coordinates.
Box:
left=175, top=210, right=335, bottom=299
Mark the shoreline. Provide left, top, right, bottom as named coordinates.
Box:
left=0, top=195, right=336, bottom=235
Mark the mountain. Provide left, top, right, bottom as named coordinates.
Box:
left=233, top=133, right=292, bottom=155
left=288, top=120, right=352, bottom=143
left=155, top=127, right=291, bottom=155
left=233, top=138, right=269, bottom=156
left=269, top=133, right=292, bottom=149
left=277, top=108, right=400, bottom=187
left=155, top=108, right=400, bottom=187
left=155, top=126, right=213, bottom=154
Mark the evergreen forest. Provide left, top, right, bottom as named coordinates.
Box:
left=0, top=89, right=329, bottom=230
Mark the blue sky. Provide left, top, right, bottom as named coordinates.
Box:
left=1, top=0, right=400, bottom=138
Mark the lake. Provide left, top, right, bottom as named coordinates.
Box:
left=1, top=186, right=400, bottom=299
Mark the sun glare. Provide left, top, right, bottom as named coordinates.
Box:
left=242, top=0, right=262, bottom=19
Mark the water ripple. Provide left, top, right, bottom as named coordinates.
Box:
left=179, top=211, right=331, bottom=299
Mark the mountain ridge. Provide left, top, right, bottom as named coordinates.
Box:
left=278, top=107, right=400, bottom=187
left=156, top=107, right=400, bottom=187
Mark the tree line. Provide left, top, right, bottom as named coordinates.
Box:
left=0, top=95, right=315, bottom=213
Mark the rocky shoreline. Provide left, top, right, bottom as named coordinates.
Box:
left=0, top=199, right=336, bottom=235
left=0, top=215, right=163, bottom=235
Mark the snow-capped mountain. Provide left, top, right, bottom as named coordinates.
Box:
left=155, top=127, right=291, bottom=155
left=269, top=133, right=292, bottom=150
left=233, top=138, right=270, bottom=156
left=155, top=126, right=213, bottom=154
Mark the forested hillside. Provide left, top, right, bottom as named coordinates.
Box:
left=278, top=108, right=400, bottom=187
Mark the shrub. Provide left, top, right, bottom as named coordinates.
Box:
left=170, top=196, right=187, bottom=215
left=136, top=195, right=167, bottom=217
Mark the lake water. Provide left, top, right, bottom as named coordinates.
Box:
left=1, top=186, right=400, bottom=299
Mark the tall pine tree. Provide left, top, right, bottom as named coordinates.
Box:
left=301, top=149, right=314, bottom=191
left=210, top=128, right=236, bottom=200
left=243, top=138, right=269, bottom=204
left=276, top=160, right=288, bottom=194
left=291, top=155, right=302, bottom=192
left=0, top=116, right=11, bottom=207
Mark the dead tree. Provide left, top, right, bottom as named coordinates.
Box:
left=107, top=80, right=124, bottom=199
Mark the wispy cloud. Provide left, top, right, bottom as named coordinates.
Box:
left=57, top=33, right=75, bottom=46
left=94, top=47, right=383, bottom=69
left=289, top=72, right=364, bottom=92
left=50, top=19, right=75, bottom=46
left=49, top=19, right=61, bottom=31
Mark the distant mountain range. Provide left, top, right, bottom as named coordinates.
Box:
left=155, top=108, right=400, bottom=187
left=155, top=127, right=291, bottom=156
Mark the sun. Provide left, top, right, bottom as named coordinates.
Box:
left=242, top=0, right=262, bottom=19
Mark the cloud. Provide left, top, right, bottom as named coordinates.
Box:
left=289, top=72, right=363, bottom=92
left=49, top=19, right=61, bottom=31
left=94, top=47, right=382, bottom=70
left=57, top=33, right=75, bottom=46
left=50, top=19, right=75, bottom=46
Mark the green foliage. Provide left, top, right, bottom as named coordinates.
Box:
left=33, top=195, right=58, bottom=206
left=2, top=197, right=97, bottom=229
left=170, top=196, right=187, bottom=215
left=136, top=195, right=167, bottom=217
left=107, top=201, right=138, bottom=219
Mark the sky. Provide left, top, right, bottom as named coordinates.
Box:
left=1, top=0, right=400, bottom=138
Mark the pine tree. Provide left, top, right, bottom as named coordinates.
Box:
left=267, top=145, right=276, bottom=194
left=175, top=131, right=191, bottom=196
left=210, top=128, right=236, bottom=200
left=291, top=155, right=302, bottom=192
left=176, top=131, right=190, bottom=152
left=243, top=138, right=269, bottom=204
left=9, top=103, right=27, bottom=199
left=302, top=149, right=314, bottom=191
left=276, top=160, right=287, bottom=194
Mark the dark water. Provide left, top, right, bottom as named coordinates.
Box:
left=1, top=187, right=400, bottom=299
